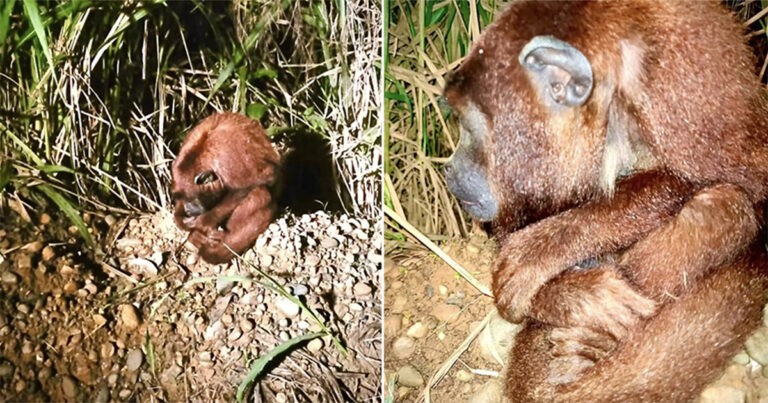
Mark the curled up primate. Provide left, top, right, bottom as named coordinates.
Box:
left=171, top=112, right=281, bottom=264
left=442, top=1, right=768, bottom=401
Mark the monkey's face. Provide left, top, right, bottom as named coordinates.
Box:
left=171, top=162, right=226, bottom=230
left=444, top=16, right=606, bottom=230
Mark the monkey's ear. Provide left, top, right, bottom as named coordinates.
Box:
left=518, top=35, right=593, bottom=108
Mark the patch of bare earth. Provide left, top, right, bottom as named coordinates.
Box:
left=383, top=233, right=768, bottom=402
left=0, top=208, right=381, bottom=402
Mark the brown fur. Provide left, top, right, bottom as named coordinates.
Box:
left=171, top=112, right=280, bottom=264
left=443, top=1, right=768, bottom=400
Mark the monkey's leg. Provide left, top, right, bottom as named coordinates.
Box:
left=508, top=248, right=768, bottom=403
left=195, top=186, right=273, bottom=264
left=494, top=170, right=693, bottom=323
left=620, top=183, right=759, bottom=301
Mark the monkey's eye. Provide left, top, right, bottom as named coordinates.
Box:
left=194, top=170, right=218, bottom=185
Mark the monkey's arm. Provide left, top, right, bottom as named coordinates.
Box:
left=191, top=186, right=273, bottom=264
left=186, top=189, right=251, bottom=233
left=508, top=249, right=768, bottom=402
left=494, top=170, right=693, bottom=323
left=521, top=182, right=758, bottom=333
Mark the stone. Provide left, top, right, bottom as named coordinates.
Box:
left=392, top=336, right=416, bottom=359
left=307, top=338, right=323, bottom=353
left=432, top=303, right=461, bottom=323
left=469, top=380, right=504, bottom=403
left=125, top=349, right=143, bottom=372
left=406, top=322, right=428, bottom=339
left=42, top=246, right=56, bottom=262
left=384, top=314, right=402, bottom=339
left=745, top=327, right=768, bottom=365
left=119, top=304, right=141, bottom=331
left=61, top=375, right=78, bottom=398
left=699, top=386, right=746, bottom=403
left=275, top=296, right=301, bottom=318
left=397, top=365, right=423, bottom=387
left=1, top=272, right=18, bottom=284
left=354, top=282, right=373, bottom=296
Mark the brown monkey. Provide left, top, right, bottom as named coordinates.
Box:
left=171, top=112, right=280, bottom=264
left=443, top=0, right=768, bottom=400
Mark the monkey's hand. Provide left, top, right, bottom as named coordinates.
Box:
left=530, top=266, right=656, bottom=341
left=188, top=227, right=224, bottom=249
left=493, top=228, right=574, bottom=323
left=546, top=326, right=617, bottom=385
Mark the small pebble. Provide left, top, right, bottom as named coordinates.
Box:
left=397, top=365, right=424, bottom=387
left=292, top=284, right=309, bottom=296
left=228, top=328, right=242, bottom=342
left=1, top=272, right=19, bottom=284
left=406, top=322, right=428, bottom=338
left=0, top=361, right=13, bottom=377
left=354, top=282, right=372, bottom=296
left=239, top=319, right=255, bottom=332
left=745, top=327, right=768, bottom=365
left=432, top=303, right=461, bottom=323
left=392, top=336, right=416, bottom=359
left=384, top=315, right=402, bottom=339
left=17, top=254, right=32, bottom=270
left=39, top=213, right=51, bottom=225
left=17, top=304, right=30, bottom=315
left=125, top=349, right=143, bottom=372
left=119, top=304, right=142, bottom=331
left=60, top=265, right=76, bottom=276
left=320, top=238, right=339, bottom=248
left=699, top=386, right=745, bottom=403
left=275, top=296, right=300, bottom=318
left=23, top=241, right=45, bottom=253
left=63, top=280, right=78, bottom=294
left=307, top=338, right=323, bottom=353
left=61, top=375, right=78, bottom=398
left=101, top=343, right=115, bottom=359
left=41, top=246, right=56, bottom=262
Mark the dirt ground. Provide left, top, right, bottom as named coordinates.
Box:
left=384, top=233, right=768, bottom=403
left=0, top=205, right=381, bottom=402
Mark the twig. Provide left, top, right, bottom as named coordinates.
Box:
left=384, top=205, right=491, bottom=296
left=422, top=308, right=495, bottom=403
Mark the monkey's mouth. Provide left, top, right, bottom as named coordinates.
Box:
left=454, top=195, right=498, bottom=222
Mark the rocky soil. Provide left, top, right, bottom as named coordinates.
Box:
left=383, top=233, right=768, bottom=403
left=0, top=206, right=381, bottom=402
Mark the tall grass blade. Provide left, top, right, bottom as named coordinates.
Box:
left=236, top=332, right=323, bottom=402
left=35, top=184, right=94, bottom=248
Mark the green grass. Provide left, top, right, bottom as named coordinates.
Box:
left=384, top=0, right=499, bottom=239
left=0, top=0, right=380, bottom=247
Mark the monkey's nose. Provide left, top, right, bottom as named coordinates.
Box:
left=184, top=201, right=205, bottom=217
